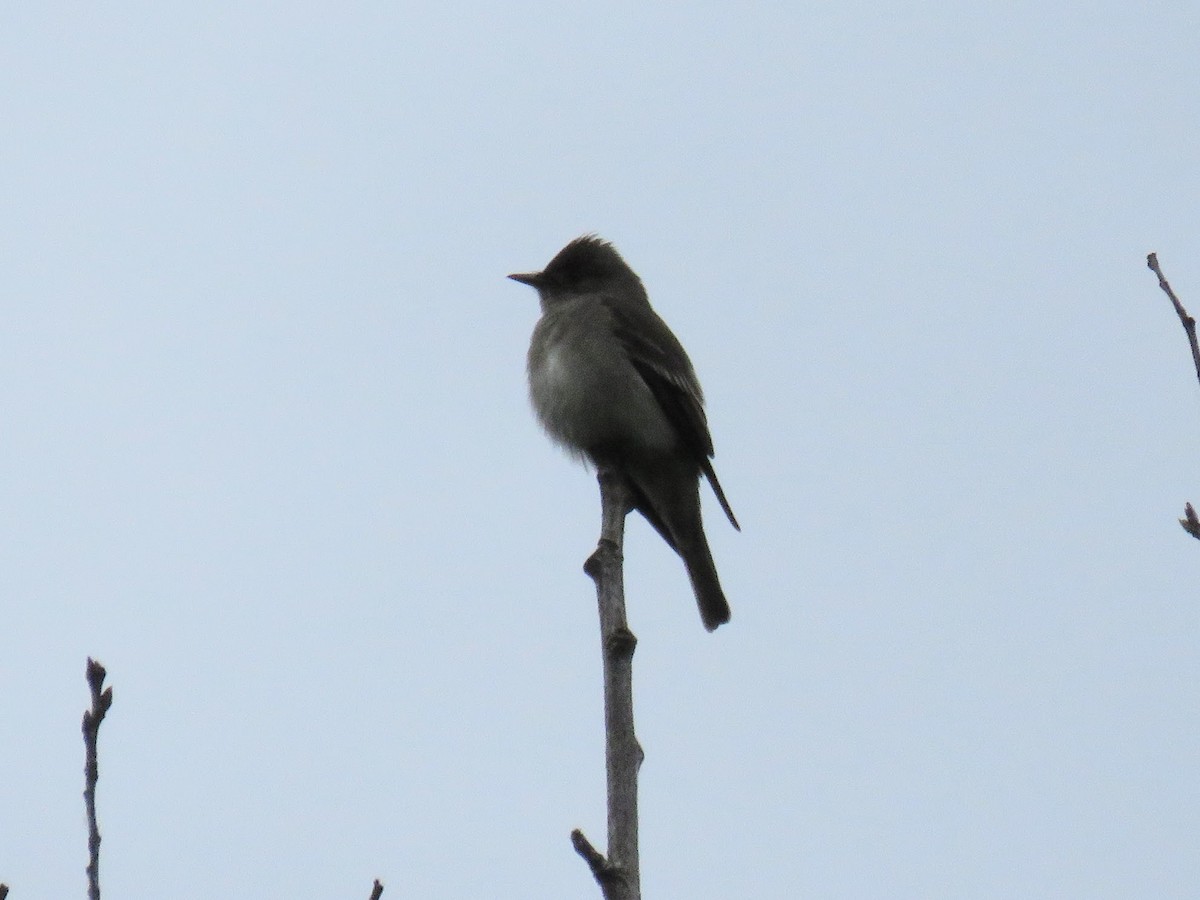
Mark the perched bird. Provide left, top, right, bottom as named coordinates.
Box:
left=509, top=236, right=739, bottom=631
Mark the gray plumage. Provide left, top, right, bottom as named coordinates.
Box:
left=509, top=236, right=738, bottom=631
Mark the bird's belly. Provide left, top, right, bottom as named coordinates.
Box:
left=528, top=335, right=675, bottom=456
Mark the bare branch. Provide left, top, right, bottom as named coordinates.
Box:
left=575, top=468, right=642, bottom=900
left=368, top=878, right=384, bottom=900
left=1147, top=253, right=1200, bottom=390
left=1146, top=253, right=1200, bottom=539
left=82, top=658, right=113, bottom=900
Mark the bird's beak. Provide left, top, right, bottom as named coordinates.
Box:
left=507, top=271, right=543, bottom=287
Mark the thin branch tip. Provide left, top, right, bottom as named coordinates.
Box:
left=1146, top=256, right=1200, bottom=538
left=1179, top=502, right=1200, bottom=540
left=571, top=829, right=631, bottom=894
left=83, top=658, right=113, bottom=900
left=571, top=828, right=605, bottom=867
left=1147, top=252, right=1200, bottom=383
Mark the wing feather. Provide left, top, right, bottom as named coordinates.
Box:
left=604, top=298, right=740, bottom=530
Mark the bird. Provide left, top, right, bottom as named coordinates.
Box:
left=509, top=235, right=738, bottom=631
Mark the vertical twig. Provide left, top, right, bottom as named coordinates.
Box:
left=368, top=878, right=384, bottom=900
left=82, top=658, right=113, bottom=900
left=1146, top=253, right=1200, bottom=538
left=573, top=467, right=642, bottom=900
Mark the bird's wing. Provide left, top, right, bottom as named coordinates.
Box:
left=605, top=298, right=740, bottom=530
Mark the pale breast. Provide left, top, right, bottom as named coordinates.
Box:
left=527, top=300, right=676, bottom=455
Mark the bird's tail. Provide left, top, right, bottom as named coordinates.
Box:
left=681, top=534, right=731, bottom=631
left=625, top=459, right=733, bottom=631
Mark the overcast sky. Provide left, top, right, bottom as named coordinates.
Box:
left=2, top=3, right=1198, bottom=898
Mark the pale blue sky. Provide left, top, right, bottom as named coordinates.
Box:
left=2, top=3, right=1198, bottom=898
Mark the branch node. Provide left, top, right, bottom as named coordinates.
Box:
left=584, top=537, right=622, bottom=580
left=604, top=627, right=637, bottom=662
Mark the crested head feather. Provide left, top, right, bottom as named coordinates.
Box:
left=540, top=234, right=640, bottom=290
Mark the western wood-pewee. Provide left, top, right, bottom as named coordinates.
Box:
left=509, top=236, right=739, bottom=631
